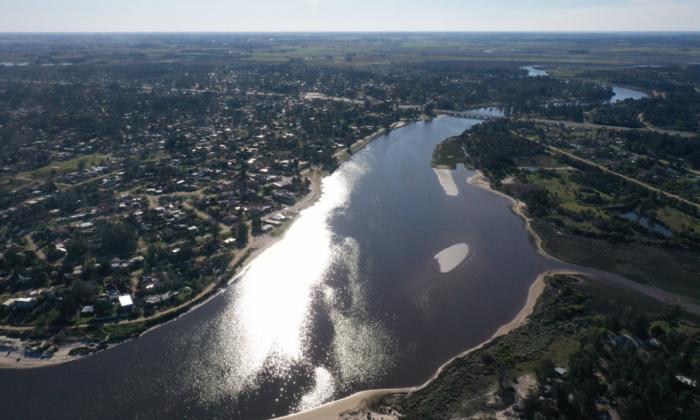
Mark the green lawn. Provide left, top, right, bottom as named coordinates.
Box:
left=18, top=154, right=109, bottom=180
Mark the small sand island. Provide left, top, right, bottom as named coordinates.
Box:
left=434, top=243, right=471, bottom=273
left=433, top=168, right=459, bottom=196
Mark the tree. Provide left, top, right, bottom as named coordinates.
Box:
left=236, top=221, right=249, bottom=246
left=251, top=214, right=262, bottom=235
left=96, top=221, right=138, bottom=259
left=663, top=305, right=682, bottom=326
left=633, top=312, right=650, bottom=339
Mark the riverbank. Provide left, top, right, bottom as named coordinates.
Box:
left=0, top=169, right=326, bottom=369
left=334, top=120, right=408, bottom=163
left=468, top=170, right=560, bottom=262
left=0, top=118, right=415, bottom=370
left=286, top=269, right=574, bottom=419
left=467, top=170, right=700, bottom=315
left=284, top=163, right=595, bottom=418
left=0, top=337, right=86, bottom=369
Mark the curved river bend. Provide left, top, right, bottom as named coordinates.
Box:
left=1, top=116, right=580, bottom=419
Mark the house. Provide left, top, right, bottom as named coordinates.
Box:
left=272, top=191, right=295, bottom=205
left=79, top=221, right=94, bottom=230
left=676, top=375, right=697, bottom=388
left=118, top=295, right=134, bottom=310
left=145, top=291, right=176, bottom=306
left=3, top=297, right=37, bottom=310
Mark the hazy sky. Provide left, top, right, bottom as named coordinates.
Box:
left=0, top=0, right=699, bottom=32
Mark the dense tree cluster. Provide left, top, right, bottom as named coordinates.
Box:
left=581, top=65, right=700, bottom=132
left=456, top=120, right=545, bottom=181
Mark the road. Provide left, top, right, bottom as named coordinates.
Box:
left=536, top=141, right=700, bottom=212
left=522, top=117, right=696, bottom=138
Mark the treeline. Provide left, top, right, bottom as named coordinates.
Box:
left=523, top=279, right=700, bottom=420
left=457, top=120, right=544, bottom=181
left=616, top=130, right=700, bottom=170
left=590, top=103, right=644, bottom=128
left=449, top=120, right=700, bottom=249
left=379, top=276, right=700, bottom=420
left=581, top=66, right=700, bottom=132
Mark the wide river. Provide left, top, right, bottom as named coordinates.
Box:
left=521, top=65, right=647, bottom=103
left=1, top=116, right=586, bottom=419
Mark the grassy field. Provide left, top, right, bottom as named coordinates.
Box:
left=655, top=206, right=700, bottom=236
left=17, top=154, right=109, bottom=180
left=525, top=170, right=612, bottom=217
left=534, top=221, right=700, bottom=302
left=432, top=139, right=464, bottom=169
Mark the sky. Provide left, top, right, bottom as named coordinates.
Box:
left=0, top=0, right=699, bottom=32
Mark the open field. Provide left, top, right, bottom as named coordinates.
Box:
left=534, top=221, right=700, bottom=302
left=17, top=154, right=109, bottom=180
left=2, top=33, right=700, bottom=69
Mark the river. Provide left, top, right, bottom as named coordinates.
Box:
left=522, top=65, right=548, bottom=77
left=521, top=65, right=647, bottom=104
left=0, top=116, right=600, bottom=419
left=610, top=86, right=648, bottom=103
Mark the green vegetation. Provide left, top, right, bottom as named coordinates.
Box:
left=373, top=275, right=700, bottom=419
left=17, top=154, right=109, bottom=180
left=583, top=66, right=700, bottom=132
left=1, top=37, right=699, bottom=418
left=438, top=118, right=700, bottom=300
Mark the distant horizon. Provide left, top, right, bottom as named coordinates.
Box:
left=1, top=31, right=700, bottom=35
left=1, top=0, right=699, bottom=33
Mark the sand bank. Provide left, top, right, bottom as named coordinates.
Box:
left=468, top=170, right=557, bottom=261
left=433, top=168, right=459, bottom=196
left=434, top=243, right=470, bottom=273
left=286, top=269, right=567, bottom=420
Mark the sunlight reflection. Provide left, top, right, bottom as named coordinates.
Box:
left=206, top=156, right=372, bottom=397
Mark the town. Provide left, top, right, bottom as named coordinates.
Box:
left=1, top=32, right=700, bottom=420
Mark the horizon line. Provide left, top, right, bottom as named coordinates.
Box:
left=1, top=30, right=700, bottom=35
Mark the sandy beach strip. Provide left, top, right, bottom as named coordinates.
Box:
left=433, top=168, right=459, bottom=196
left=0, top=337, right=88, bottom=369
left=334, top=120, right=409, bottom=163
left=468, top=170, right=558, bottom=261
left=285, top=269, right=568, bottom=420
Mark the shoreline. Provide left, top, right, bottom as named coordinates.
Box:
left=283, top=168, right=574, bottom=419
left=286, top=131, right=700, bottom=419
left=0, top=118, right=414, bottom=370
left=334, top=120, right=408, bottom=163
left=285, top=269, right=578, bottom=420
left=0, top=168, right=326, bottom=370
left=467, top=170, right=700, bottom=315
left=0, top=116, right=571, bottom=418
left=467, top=170, right=563, bottom=262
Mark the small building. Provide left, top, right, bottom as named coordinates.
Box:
left=676, top=375, right=697, bottom=388
left=2, top=297, right=37, bottom=310
left=118, top=295, right=134, bottom=310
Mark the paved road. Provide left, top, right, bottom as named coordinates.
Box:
left=523, top=117, right=696, bottom=138
left=539, top=142, right=700, bottom=212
